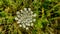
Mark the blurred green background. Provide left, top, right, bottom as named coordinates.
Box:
left=0, top=0, right=60, bottom=34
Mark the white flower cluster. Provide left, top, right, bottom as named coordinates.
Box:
left=15, top=8, right=37, bottom=30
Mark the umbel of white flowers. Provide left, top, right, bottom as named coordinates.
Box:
left=15, top=8, right=37, bottom=30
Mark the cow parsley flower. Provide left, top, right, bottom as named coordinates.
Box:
left=15, top=8, right=37, bottom=30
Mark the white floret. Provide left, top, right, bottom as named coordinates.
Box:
left=26, top=23, right=30, bottom=26
left=30, top=23, right=33, bottom=26
left=16, top=11, right=20, bottom=15
left=15, top=17, right=18, bottom=20
left=17, top=15, right=20, bottom=18
left=20, top=10, right=23, bottom=12
left=19, top=25, right=22, bottom=27
left=23, top=24, right=26, bottom=28
left=26, top=27, right=29, bottom=30
left=17, top=21, right=20, bottom=24
left=24, top=8, right=27, bottom=11
left=28, top=8, right=31, bottom=11
left=33, top=13, right=37, bottom=17
left=33, top=19, right=36, bottom=22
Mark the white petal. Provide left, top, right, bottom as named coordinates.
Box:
left=15, top=17, right=18, bottom=20
left=26, top=27, right=29, bottom=30
left=20, top=10, right=24, bottom=13
left=17, top=15, right=21, bottom=18
left=28, top=8, right=31, bottom=11
left=31, top=23, right=33, bottom=26
left=18, top=20, right=21, bottom=22
left=30, top=20, right=32, bottom=23
left=20, top=10, right=23, bottom=12
left=17, top=21, right=20, bottom=24
left=19, top=25, right=22, bottom=27
left=16, top=11, right=20, bottom=14
left=24, top=8, right=27, bottom=11
left=23, top=24, right=26, bottom=28
left=31, top=11, right=33, bottom=14
left=26, top=11, right=28, bottom=13
left=33, top=13, right=37, bottom=17
left=33, top=19, right=36, bottom=22
left=26, top=23, right=30, bottom=26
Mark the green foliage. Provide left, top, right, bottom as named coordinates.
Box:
left=0, top=11, right=6, bottom=17
left=0, top=0, right=3, bottom=6
left=0, top=11, right=14, bottom=24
